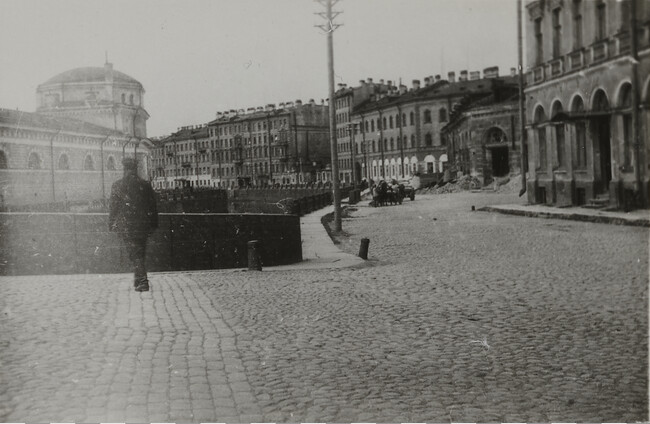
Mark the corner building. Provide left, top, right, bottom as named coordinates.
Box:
left=525, top=0, right=650, bottom=208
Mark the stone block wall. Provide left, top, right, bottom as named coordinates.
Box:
left=0, top=212, right=301, bottom=276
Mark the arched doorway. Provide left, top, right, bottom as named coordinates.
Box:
left=591, top=90, right=612, bottom=194
left=485, top=127, right=509, bottom=178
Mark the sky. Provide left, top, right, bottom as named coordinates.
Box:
left=0, top=0, right=520, bottom=138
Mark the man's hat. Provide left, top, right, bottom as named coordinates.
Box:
left=122, top=157, right=137, bottom=171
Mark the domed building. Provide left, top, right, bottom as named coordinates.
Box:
left=0, top=62, right=151, bottom=209
left=36, top=62, right=149, bottom=137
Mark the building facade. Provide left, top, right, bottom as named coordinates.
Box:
left=0, top=63, right=150, bottom=208
left=441, top=75, right=522, bottom=185
left=151, top=125, right=211, bottom=190
left=525, top=0, right=650, bottom=207
left=206, top=101, right=330, bottom=188
left=339, top=69, right=516, bottom=184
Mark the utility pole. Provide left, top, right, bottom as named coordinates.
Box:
left=316, top=0, right=342, bottom=232
left=517, top=0, right=527, bottom=197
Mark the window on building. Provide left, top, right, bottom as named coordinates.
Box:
left=402, top=114, right=406, bottom=127
left=620, top=84, right=633, bottom=168
left=439, top=108, right=447, bottom=122
left=83, top=155, right=94, bottom=171
left=58, top=154, right=70, bottom=170
left=411, top=134, right=416, bottom=148
left=535, top=18, right=543, bottom=65
left=382, top=117, right=387, bottom=129
left=0, top=151, right=7, bottom=169
left=552, top=8, right=562, bottom=59
left=572, top=0, right=583, bottom=49
left=596, top=0, right=606, bottom=40
left=28, top=152, right=41, bottom=170
left=121, top=93, right=126, bottom=103
left=425, top=133, right=433, bottom=147
left=129, top=94, right=134, bottom=105
left=390, top=138, right=394, bottom=151
left=371, top=120, right=375, bottom=132
left=389, top=116, right=393, bottom=129
left=410, top=112, right=415, bottom=125
left=423, top=109, right=432, bottom=123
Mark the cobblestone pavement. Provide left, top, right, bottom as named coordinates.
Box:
left=0, top=191, right=647, bottom=422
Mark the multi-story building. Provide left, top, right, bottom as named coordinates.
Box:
left=334, top=79, right=390, bottom=183
left=151, top=125, right=210, bottom=190
left=441, top=71, right=522, bottom=185
left=207, top=100, right=330, bottom=188
left=341, top=69, right=515, bottom=183
left=0, top=62, right=150, bottom=208
left=524, top=0, right=650, bottom=208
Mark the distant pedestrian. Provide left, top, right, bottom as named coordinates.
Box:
left=109, top=157, right=158, bottom=292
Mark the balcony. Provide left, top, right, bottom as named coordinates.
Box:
left=526, top=31, right=640, bottom=87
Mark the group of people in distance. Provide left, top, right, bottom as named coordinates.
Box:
left=370, top=179, right=406, bottom=207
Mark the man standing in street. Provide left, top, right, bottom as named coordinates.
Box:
left=109, top=157, right=158, bottom=292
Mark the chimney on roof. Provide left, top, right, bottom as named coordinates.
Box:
left=286, top=101, right=294, bottom=107
left=483, top=66, right=499, bottom=79
left=412, top=79, right=421, bottom=90
left=399, top=84, right=407, bottom=95
left=448, top=71, right=456, bottom=83
left=321, top=99, right=325, bottom=105
left=435, top=74, right=441, bottom=82
left=510, top=67, right=517, bottom=77
left=309, top=99, right=315, bottom=106
left=367, top=78, right=373, bottom=84
left=337, top=83, right=344, bottom=89
left=387, top=80, right=393, bottom=87
left=266, top=104, right=275, bottom=111
left=256, top=106, right=263, bottom=111
left=216, top=112, right=222, bottom=118
left=295, top=100, right=302, bottom=106
left=379, top=79, right=384, bottom=85
left=470, top=71, right=480, bottom=81
left=459, top=70, right=468, bottom=81
left=359, top=80, right=366, bottom=86
left=247, top=107, right=255, bottom=113
left=424, top=77, right=431, bottom=87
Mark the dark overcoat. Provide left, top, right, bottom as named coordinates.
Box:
left=108, top=174, right=158, bottom=235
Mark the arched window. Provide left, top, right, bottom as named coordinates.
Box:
left=365, top=120, right=369, bottom=132
left=439, top=108, right=448, bottom=122
left=411, top=134, right=416, bottom=148
left=121, top=93, right=126, bottom=103
left=389, top=116, right=393, bottom=129
left=107, top=156, right=116, bottom=171
left=395, top=114, right=400, bottom=128
left=382, top=117, right=387, bottom=129
left=409, top=112, right=415, bottom=125
left=371, top=120, right=375, bottom=132
left=551, top=101, right=566, bottom=168
left=390, top=138, right=394, bottom=151
left=486, top=127, right=507, bottom=144
left=58, top=154, right=70, bottom=170
left=425, top=133, right=433, bottom=146
left=402, top=114, right=406, bottom=127
left=424, top=109, right=432, bottom=123
left=129, top=94, right=134, bottom=105
left=28, top=152, right=41, bottom=169
left=0, top=151, right=7, bottom=169
left=83, top=155, right=94, bottom=171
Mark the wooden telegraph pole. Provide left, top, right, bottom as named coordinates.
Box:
left=316, top=0, right=342, bottom=232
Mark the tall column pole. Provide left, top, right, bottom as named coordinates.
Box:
left=629, top=0, right=644, bottom=206
left=316, top=0, right=342, bottom=231
left=517, top=0, right=527, bottom=197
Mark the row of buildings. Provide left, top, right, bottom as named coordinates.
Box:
left=1, top=0, right=649, bottom=210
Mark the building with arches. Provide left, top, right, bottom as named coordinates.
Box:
left=440, top=80, right=522, bottom=185
left=338, top=69, right=517, bottom=184
left=525, top=0, right=650, bottom=208
left=0, top=62, right=151, bottom=208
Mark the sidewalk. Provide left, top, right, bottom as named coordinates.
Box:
left=267, top=202, right=367, bottom=271
left=480, top=203, right=650, bottom=227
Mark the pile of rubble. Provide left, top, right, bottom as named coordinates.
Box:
left=485, top=175, right=523, bottom=194
left=421, top=175, right=482, bottom=194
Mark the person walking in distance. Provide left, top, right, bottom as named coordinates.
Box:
left=109, top=157, right=158, bottom=292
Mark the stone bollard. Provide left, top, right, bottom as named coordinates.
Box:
left=359, top=238, right=370, bottom=260
left=247, top=240, right=262, bottom=270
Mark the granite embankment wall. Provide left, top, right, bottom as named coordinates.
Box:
left=0, top=213, right=301, bottom=276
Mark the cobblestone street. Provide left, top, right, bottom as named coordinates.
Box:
left=0, top=192, right=647, bottom=422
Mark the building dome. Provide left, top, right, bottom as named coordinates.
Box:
left=36, top=62, right=148, bottom=138
left=42, top=66, right=142, bottom=87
